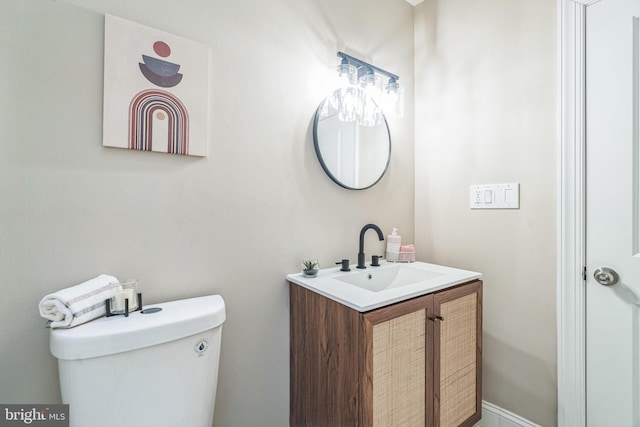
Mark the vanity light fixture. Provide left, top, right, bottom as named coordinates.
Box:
left=330, top=51, right=404, bottom=125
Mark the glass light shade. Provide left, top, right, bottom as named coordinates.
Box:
left=381, top=82, right=405, bottom=119
left=357, top=72, right=383, bottom=127
left=319, top=93, right=338, bottom=119
left=336, top=86, right=361, bottom=122
left=359, top=68, right=377, bottom=86
left=359, top=101, right=382, bottom=126
left=337, top=63, right=358, bottom=86
left=359, top=70, right=382, bottom=96
left=323, top=63, right=361, bottom=122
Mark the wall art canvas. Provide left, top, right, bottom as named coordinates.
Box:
left=103, top=14, right=209, bottom=157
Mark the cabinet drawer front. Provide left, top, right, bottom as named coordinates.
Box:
left=372, top=309, right=426, bottom=427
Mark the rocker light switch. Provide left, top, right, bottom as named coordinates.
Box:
left=483, top=189, right=493, bottom=203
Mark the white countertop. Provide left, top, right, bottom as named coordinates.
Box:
left=286, top=260, right=482, bottom=312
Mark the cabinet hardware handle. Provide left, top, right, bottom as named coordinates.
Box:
left=429, top=316, right=444, bottom=322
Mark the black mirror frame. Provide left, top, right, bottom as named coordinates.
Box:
left=312, top=100, right=391, bottom=191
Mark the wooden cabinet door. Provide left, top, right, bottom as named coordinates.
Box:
left=433, top=281, right=482, bottom=427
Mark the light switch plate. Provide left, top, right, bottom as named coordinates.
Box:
left=470, top=183, right=519, bottom=209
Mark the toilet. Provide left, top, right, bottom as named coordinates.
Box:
left=49, top=294, right=225, bottom=427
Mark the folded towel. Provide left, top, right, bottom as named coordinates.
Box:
left=38, top=274, right=120, bottom=329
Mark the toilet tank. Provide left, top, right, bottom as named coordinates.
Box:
left=50, top=295, right=225, bottom=427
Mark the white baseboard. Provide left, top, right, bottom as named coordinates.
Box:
left=474, top=401, right=543, bottom=427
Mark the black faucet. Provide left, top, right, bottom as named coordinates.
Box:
left=357, top=224, right=384, bottom=269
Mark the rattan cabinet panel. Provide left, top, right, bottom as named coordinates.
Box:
left=435, top=283, right=482, bottom=427
left=372, top=310, right=426, bottom=426
left=290, top=280, right=482, bottom=427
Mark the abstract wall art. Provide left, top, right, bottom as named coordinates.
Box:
left=103, top=15, right=209, bottom=157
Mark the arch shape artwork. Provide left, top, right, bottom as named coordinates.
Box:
left=128, top=90, right=189, bottom=154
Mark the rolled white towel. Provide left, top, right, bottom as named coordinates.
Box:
left=38, top=274, right=120, bottom=328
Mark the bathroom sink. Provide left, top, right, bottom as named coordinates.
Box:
left=286, top=261, right=481, bottom=312
left=335, top=265, right=444, bottom=292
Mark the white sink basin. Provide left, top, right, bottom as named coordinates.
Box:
left=335, top=265, right=444, bottom=292
left=286, top=261, right=481, bottom=312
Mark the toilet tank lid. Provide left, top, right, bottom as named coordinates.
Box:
left=50, top=294, right=226, bottom=360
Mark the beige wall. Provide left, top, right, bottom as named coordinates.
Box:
left=414, top=1, right=557, bottom=426
left=2, top=0, right=560, bottom=425
left=0, top=0, right=414, bottom=425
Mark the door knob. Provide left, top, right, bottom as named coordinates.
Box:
left=593, top=267, right=619, bottom=286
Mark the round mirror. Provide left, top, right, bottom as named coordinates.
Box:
left=312, top=94, right=391, bottom=190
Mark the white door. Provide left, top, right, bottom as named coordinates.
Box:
left=587, top=0, right=640, bottom=425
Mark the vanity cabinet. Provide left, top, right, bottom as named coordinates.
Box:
left=289, top=279, right=482, bottom=427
